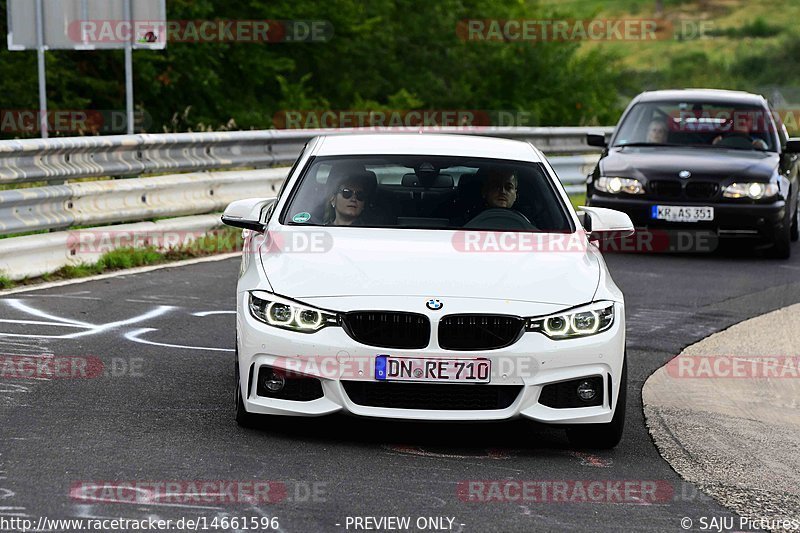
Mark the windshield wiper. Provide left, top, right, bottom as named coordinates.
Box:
left=614, top=142, right=680, bottom=148
left=707, top=144, right=768, bottom=152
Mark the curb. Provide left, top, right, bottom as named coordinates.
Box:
left=643, top=304, right=800, bottom=532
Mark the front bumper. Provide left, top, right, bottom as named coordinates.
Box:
left=236, top=295, right=626, bottom=425
left=587, top=195, right=787, bottom=244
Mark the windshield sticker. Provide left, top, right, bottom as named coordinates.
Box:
left=292, top=212, right=312, bottom=223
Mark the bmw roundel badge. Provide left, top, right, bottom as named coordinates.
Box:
left=426, top=299, right=443, bottom=311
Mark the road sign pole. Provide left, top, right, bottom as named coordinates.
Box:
left=124, top=0, right=134, bottom=134
left=35, top=0, right=48, bottom=138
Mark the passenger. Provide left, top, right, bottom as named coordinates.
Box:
left=324, top=172, right=375, bottom=226
left=646, top=118, right=669, bottom=144
left=481, top=168, right=518, bottom=209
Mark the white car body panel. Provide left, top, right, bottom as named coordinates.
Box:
left=231, top=134, right=628, bottom=426
left=259, top=227, right=601, bottom=305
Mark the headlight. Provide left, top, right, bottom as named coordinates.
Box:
left=526, top=302, right=615, bottom=339
left=249, top=291, right=339, bottom=333
left=595, top=176, right=644, bottom=195
left=722, top=182, right=778, bottom=200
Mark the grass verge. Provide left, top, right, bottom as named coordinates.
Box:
left=0, top=227, right=243, bottom=290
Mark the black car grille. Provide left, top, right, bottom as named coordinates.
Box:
left=342, top=381, right=522, bottom=410
left=649, top=180, right=719, bottom=200
left=342, top=312, right=430, bottom=349
left=649, top=180, right=682, bottom=198
left=685, top=182, right=719, bottom=199
left=438, top=315, right=524, bottom=351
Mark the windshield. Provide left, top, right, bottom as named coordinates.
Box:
left=280, top=155, right=573, bottom=232
left=613, top=100, right=776, bottom=151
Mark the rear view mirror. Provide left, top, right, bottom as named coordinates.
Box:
left=578, top=206, right=634, bottom=241
left=586, top=133, right=608, bottom=148
left=221, top=197, right=276, bottom=232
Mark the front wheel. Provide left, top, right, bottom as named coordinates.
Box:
left=565, top=357, right=626, bottom=449
left=767, top=206, right=792, bottom=259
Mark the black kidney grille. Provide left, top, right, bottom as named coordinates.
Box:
left=649, top=180, right=682, bottom=198
left=343, top=312, right=430, bottom=349
left=685, top=182, right=719, bottom=199
left=438, top=315, right=524, bottom=351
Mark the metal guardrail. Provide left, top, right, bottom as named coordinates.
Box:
left=0, top=126, right=612, bottom=281
left=0, top=127, right=612, bottom=184
left=0, top=168, right=288, bottom=235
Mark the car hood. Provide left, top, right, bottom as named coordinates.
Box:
left=601, top=146, right=779, bottom=180
left=258, top=228, right=600, bottom=306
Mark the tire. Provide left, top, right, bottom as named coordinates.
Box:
left=565, top=356, right=626, bottom=450
left=791, top=202, right=799, bottom=243
left=235, top=348, right=260, bottom=428
left=767, top=205, right=792, bottom=259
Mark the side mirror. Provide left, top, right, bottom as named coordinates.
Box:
left=577, top=211, right=592, bottom=232
left=586, top=133, right=608, bottom=148
left=578, top=206, right=634, bottom=241
left=785, top=138, right=800, bottom=153
left=221, top=197, right=276, bottom=232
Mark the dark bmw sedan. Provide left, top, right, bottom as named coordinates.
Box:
left=586, top=89, right=800, bottom=258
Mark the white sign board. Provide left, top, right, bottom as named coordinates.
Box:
left=7, top=0, right=166, bottom=50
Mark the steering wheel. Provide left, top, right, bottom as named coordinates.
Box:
left=463, top=208, right=537, bottom=230
left=714, top=132, right=755, bottom=149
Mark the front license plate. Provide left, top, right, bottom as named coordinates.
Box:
left=375, top=355, right=491, bottom=383
left=651, top=205, right=714, bottom=223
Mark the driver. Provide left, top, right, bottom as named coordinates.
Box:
left=712, top=111, right=768, bottom=149
left=481, top=169, right=518, bottom=209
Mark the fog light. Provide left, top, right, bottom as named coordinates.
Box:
left=262, top=371, right=285, bottom=392
left=576, top=380, right=597, bottom=402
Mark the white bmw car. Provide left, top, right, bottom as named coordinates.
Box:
left=222, top=133, right=634, bottom=448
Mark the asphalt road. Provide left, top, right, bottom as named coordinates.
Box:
left=1, top=247, right=799, bottom=533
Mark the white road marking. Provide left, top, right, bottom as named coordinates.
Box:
left=0, top=383, right=31, bottom=393
left=0, top=320, right=85, bottom=328
left=7, top=299, right=95, bottom=328
left=124, top=328, right=234, bottom=352
left=0, top=302, right=175, bottom=340
left=192, top=311, right=235, bottom=317
left=29, top=294, right=102, bottom=300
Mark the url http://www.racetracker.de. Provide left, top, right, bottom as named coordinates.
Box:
left=0, top=515, right=281, bottom=532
